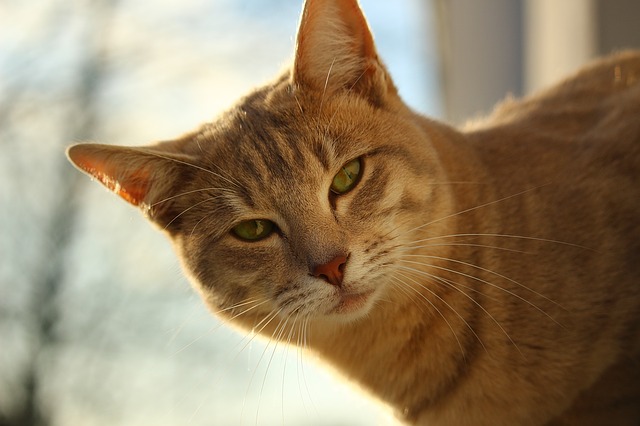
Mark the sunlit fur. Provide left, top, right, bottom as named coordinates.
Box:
left=67, top=0, right=640, bottom=424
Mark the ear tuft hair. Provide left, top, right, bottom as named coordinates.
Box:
left=292, top=0, right=396, bottom=104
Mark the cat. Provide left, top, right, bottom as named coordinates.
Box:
left=66, top=0, right=640, bottom=424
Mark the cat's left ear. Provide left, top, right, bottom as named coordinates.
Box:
left=66, top=142, right=194, bottom=232
left=292, top=0, right=398, bottom=106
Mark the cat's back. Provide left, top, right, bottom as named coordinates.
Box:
left=465, top=50, right=640, bottom=201
left=438, top=51, right=640, bottom=425
left=482, top=50, right=640, bottom=139
left=449, top=49, right=640, bottom=333
left=463, top=50, right=640, bottom=249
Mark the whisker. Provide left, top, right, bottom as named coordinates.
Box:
left=195, top=138, right=204, bottom=153
left=234, top=307, right=283, bottom=357
left=239, top=308, right=284, bottom=425
left=347, top=65, right=369, bottom=92
left=215, top=298, right=270, bottom=318
left=390, top=278, right=429, bottom=315
left=423, top=181, right=487, bottom=186
left=151, top=186, right=235, bottom=208
left=145, top=150, right=242, bottom=189
left=406, top=232, right=595, bottom=252
left=399, top=259, right=563, bottom=327
left=189, top=203, right=230, bottom=236
left=319, top=58, right=336, bottom=114
left=300, top=315, right=318, bottom=415
left=168, top=300, right=263, bottom=423
left=402, top=254, right=566, bottom=311
left=294, top=315, right=312, bottom=416
left=322, top=65, right=370, bottom=135
left=293, top=92, right=304, bottom=114
left=395, top=271, right=486, bottom=355
left=281, top=311, right=303, bottom=423
left=398, top=265, right=523, bottom=357
left=164, top=303, right=201, bottom=347
left=207, top=160, right=246, bottom=190
left=255, top=315, right=290, bottom=426
left=401, top=185, right=552, bottom=237
left=171, top=298, right=268, bottom=357
left=391, top=275, right=466, bottom=359
left=396, top=264, right=501, bottom=304
left=281, top=311, right=301, bottom=424
left=163, top=195, right=226, bottom=230
left=400, top=242, right=531, bottom=255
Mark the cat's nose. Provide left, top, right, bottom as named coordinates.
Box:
left=312, top=255, right=348, bottom=287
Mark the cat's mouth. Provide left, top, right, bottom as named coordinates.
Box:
left=330, top=289, right=375, bottom=316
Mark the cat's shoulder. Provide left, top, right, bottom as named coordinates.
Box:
left=556, top=49, right=640, bottom=95
left=477, top=50, right=640, bottom=130
left=459, top=51, right=640, bottom=186
left=467, top=51, right=640, bottom=156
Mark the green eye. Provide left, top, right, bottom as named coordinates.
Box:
left=330, top=158, right=362, bottom=195
left=232, top=219, right=275, bottom=241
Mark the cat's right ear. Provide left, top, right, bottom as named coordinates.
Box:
left=292, top=0, right=398, bottom=106
left=66, top=143, right=192, bottom=231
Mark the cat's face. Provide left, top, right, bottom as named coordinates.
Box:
left=170, top=77, right=437, bottom=326
left=66, top=0, right=444, bottom=328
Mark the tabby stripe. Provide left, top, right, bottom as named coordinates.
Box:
left=349, top=165, right=389, bottom=212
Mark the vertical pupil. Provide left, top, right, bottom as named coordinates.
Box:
left=331, top=158, right=361, bottom=194
left=253, top=220, right=263, bottom=236
left=343, top=168, right=353, bottom=181
left=233, top=219, right=273, bottom=241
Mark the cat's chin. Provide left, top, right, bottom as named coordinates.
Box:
left=323, top=289, right=377, bottom=322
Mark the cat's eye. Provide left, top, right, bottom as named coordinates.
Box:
left=330, top=158, right=362, bottom=195
left=232, top=219, right=275, bottom=241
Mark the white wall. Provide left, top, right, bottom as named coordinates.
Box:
left=525, top=0, right=597, bottom=93
left=436, top=0, right=640, bottom=124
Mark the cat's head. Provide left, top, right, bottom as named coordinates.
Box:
left=67, top=0, right=445, bottom=327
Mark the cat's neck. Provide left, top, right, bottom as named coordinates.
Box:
left=307, top=263, right=484, bottom=423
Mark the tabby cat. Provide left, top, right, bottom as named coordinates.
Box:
left=66, top=0, right=640, bottom=424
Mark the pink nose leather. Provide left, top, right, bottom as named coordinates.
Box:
left=312, top=255, right=347, bottom=287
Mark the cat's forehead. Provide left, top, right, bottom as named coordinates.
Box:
left=179, top=93, right=322, bottom=217
left=197, top=82, right=376, bottom=185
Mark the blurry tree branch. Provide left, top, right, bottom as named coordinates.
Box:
left=1, top=0, right=119, bottom=424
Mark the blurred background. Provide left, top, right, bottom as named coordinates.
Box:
left=1, top=0, right=638, bottom=425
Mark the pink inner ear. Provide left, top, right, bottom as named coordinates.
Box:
left=68, top=145, right=151, bottom=207
left=293, top=0, right=384, bottom=96
left=93, top=167, right=150, bottom=207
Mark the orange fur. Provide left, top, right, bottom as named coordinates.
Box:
left=67, top=0, right=640, bottom=424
